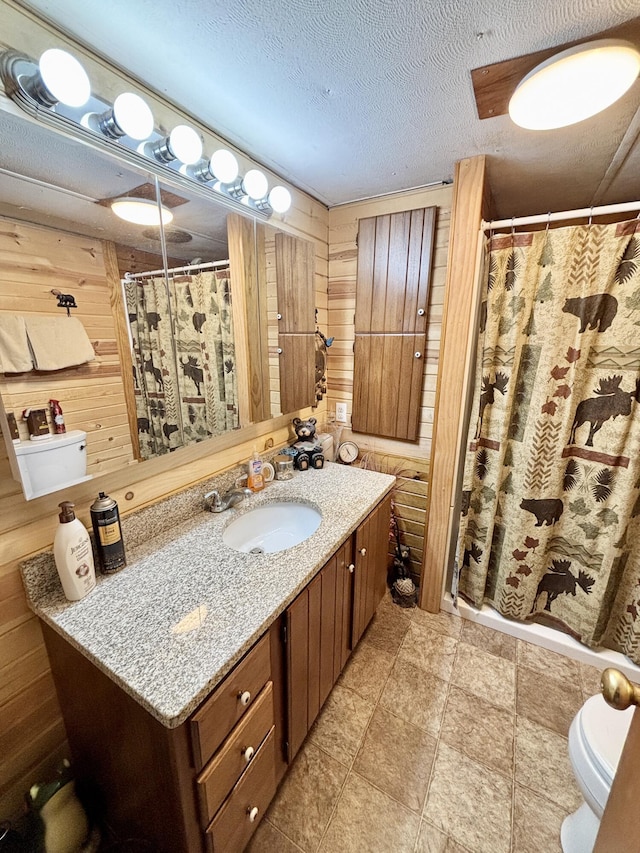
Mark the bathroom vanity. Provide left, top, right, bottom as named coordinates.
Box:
left=22, top=463, right=394, bottom=852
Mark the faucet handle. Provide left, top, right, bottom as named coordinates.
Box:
left=204, top=490, right=222, bottom=512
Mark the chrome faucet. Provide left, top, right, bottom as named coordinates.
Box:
left=204, top=487, right=252, bottom=513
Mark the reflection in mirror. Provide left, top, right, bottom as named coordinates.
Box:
left=0, top=105, right=316, bottom=500
left=119, top=179, right=240, bottom=459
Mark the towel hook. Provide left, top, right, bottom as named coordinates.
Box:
left=51, top=289, right=77, bottom=317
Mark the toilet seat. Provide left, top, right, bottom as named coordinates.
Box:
left=569, top=694, right=633, bottom=815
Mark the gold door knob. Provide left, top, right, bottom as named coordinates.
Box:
left=601, top=668, right=640, bottom=711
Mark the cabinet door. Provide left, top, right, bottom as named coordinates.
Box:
left=285, top=547, right=354, bottom=762
left=278, top=333, right=316, bottom=413
left=275, top=232, right=315, bottom=333
left=355, top=208, right=435, bottom=334
left=352, top=334, right=424, bottom=440
left=352, top=495, right=392, bottom=648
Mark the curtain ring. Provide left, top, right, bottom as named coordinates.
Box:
left=588, top=207, right=593, bottom=229
left=511, top=216, right=516, bottom=247
left=545, top=211, right=551, bottom=234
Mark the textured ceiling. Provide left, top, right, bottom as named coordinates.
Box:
left=13, top=0, right=640, bottom=216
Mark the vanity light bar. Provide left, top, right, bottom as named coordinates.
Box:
left=0, top=48, right=292, bottom=216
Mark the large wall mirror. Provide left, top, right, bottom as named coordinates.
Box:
left=0, top=105, right=316, bottom=499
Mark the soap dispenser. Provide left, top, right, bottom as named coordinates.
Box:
left=53, top=502, right=96, bottom=601
left=247, top=450, right=265, bottom=492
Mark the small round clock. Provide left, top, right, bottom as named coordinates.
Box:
left=337, top=440, right=359, bottom=464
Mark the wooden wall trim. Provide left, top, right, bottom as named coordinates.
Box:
left=420, top=156, right=488, bottom=612
left=103, top=239, right=141, bottom=461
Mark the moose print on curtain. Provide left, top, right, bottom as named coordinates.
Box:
left=455, top=220, right=640, bottom=665
left=125, top=267, right=238, bottom=460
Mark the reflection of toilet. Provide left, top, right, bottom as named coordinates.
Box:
left=14, top=430, right=92, bottom=500
left=562, top=693, right=634, bottom=853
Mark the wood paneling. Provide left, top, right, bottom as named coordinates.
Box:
left=0, top=217, right=135, bottom=478
left=420, top=156, right=488, bottom=612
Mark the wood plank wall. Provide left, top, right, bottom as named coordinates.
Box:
left=0, top=205, right=329, bottom=822
left=0, top=217, right=135, bottom=476
left=327, top=185, right=453, bottom=581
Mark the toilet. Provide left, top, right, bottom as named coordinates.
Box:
left=13, top=430, right=92, bottom=500
left=561, top=693, right=634, bottom=853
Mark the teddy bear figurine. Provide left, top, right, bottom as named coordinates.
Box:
left=289, top=417, right=324, bottom=470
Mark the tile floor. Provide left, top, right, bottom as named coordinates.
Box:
left=248, top=595, right=603, bottom=853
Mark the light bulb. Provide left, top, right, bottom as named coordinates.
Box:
left=111, top=93, right=154, bottom=139
left=209, top=149, right=239, bottom=183
left=242, top=169, right=268, bottom=200
left=110, top=198, right=173, bottom=226
left=268, top=186, right=292, bottom=213
left=167, top=125, right=203, bottom=164
left=36, top=48, right=91, bottom=107
left=509, top=39, right=640, bottom=130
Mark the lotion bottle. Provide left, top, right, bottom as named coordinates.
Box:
left=247, top=450, right=265, bottom=492
left=53, top=501, right=96, bottom=601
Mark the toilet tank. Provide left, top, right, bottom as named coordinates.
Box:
left=13, top=430, right=92, bottom=500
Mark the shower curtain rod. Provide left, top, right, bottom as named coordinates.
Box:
left=482, top=200, right=640, bottom=232
left=124, top=258, right=230, bottom=280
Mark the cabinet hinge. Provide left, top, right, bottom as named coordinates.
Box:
left=282, top=623, right=288, bottom=644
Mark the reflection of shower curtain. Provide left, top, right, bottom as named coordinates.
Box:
left=454, top=220, right=640, bottom=664
left=124, top=268, right=238, bottom=459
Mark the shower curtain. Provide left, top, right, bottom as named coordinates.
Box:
left=124, top=267, right=238, bottom=459
left=454, top=219, right=640, bottom=665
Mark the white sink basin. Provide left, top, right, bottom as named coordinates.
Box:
left=223, top=501, right=322, bottom=554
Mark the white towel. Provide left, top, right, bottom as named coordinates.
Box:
left=0, top=315, right=33, bottom=373
left=26, top=316, right=95, bottom=371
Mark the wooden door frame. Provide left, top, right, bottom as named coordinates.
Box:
left=419, top=155, right=491, bottom=611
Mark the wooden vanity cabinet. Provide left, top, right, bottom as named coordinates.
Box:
left=285, top=538, right=354, bottom=761
left=40, top=494, right=391, bottom=853
left=285, top=493, right=392, bottom=760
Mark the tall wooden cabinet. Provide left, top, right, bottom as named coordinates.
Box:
left=275, top=231, right=316, bottom=413
left=352, top=207, right=436, bottom=441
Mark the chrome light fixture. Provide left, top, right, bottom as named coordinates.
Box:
left=24, top=48, right=91, bottom=108
left=111, top=198, right=173, bottom=226
left=0, top=47, right=293, bottom=220
left=509, top=39, right=640, bottom=130
left=146, top=124, right=203, bottom=165
left=83, top=92, right=155, bottom=140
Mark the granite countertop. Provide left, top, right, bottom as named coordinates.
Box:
left=21, top=462, right=395, bottom=728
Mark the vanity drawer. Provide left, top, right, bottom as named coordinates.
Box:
left=191, top=632, right=271, bottom=770
left=197, top=681, right=274, bottom=826
left=205, top=726, right=276, bottom=853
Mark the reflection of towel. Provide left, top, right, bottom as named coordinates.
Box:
left=0, top=316, right=33, bottom=372
left=26, top=316, right=95, bottom=371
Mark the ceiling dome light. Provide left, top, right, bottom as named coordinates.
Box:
left=84, top=92, right=154, bottom=140
left=268, top=186, right=292, bottom=213
left=242, top=169, right=269, bottom=200
left=110, top=198, right=173, bottom=226
left=509, top=39, right=640, bottom=130
left=148, top=125, right=203, bottom=165
left=26, top=48, right=91, bottom=107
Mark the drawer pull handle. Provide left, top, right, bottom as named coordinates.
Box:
left=248, top=806, right=259, bottom=822
left=359, top=547, right=367, bottom=556
left=242, top=745, right=255, bottom=763
left=238, top=690, right=251, bottom=706
left=348, top=563, right=355, bottom=573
